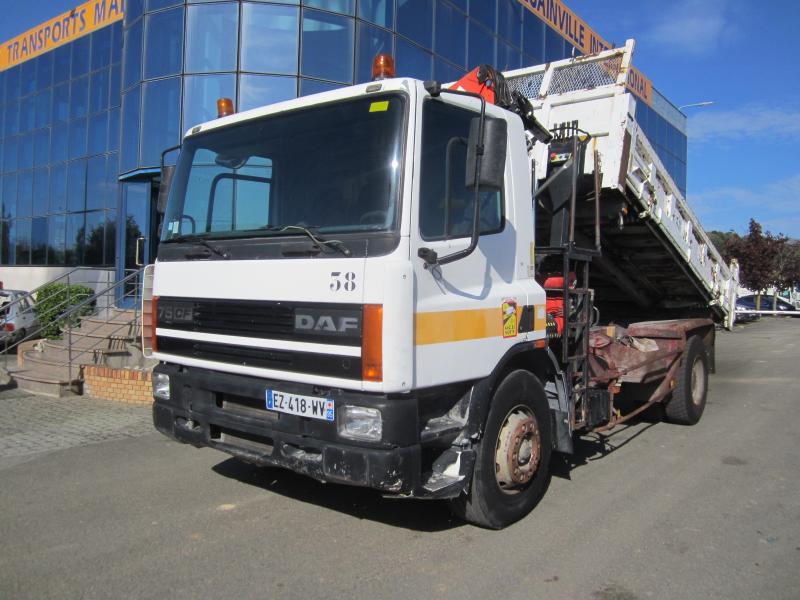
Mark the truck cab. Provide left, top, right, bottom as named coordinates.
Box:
left=148, top=77, right=551, bottom=523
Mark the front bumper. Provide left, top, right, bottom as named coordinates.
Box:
left=153, top=364, right=427, bottom=494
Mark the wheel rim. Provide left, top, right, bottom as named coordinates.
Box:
left=494, top=405, right=541, bottom=494
left=690, top=358, right=706, bottom=406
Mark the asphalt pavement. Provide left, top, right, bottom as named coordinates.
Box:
left=0, top=318, right=798, bottom=600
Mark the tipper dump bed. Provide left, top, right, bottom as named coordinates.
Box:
left=503, top=41, right=739, bottom=329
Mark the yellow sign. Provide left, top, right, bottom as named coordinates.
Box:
left=369, top=100, right=389, bottom=112
left=502, top=300, right=518, bottom=339
left=1, top=0, right=123, bottom=72
left=516, top=0, right=652, bottom=105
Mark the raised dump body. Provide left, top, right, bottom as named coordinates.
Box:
left=504, top=42, right=739, bottom=328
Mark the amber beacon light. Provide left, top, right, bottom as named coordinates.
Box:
left=217, top=97, right=235, bottom=118
left=372, top=53, right=395, bottom=80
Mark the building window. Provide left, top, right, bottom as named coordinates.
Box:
left=186, top=3, right=239, bottom=74
left=88, top=112, right=110, bottom=156
left=120, top=87, right=142, bottom=173
left=90, top=69, right=111, bottom=114
left=92, top=27, right=113, bottom=71
left=238, top=74, right=297, bottom=112
left=301, top=10, right=354, bottom=84
left=49, top=164, right=67, bottom=213
left=67, top=159, right=88, bottom=212
left=141, top=77, right=182, bottom=167
left=123, top=19, right=144, bottom=90
left=144, top=7, right=185, bottom=79
left=498, top=0, right=522, bottom=48
left=47, top=215, right=66, bottom=265
left=183, top=74, right=237, bottom=131
left=304, top=0, right=354, bottom=14
left=397, top=0, right=433, bottom=50
left=70, top=75, right=89, bottom=120
left=36, top=53, right=54, bottom=90
left=17, top=172, right=33, bottom=218
left=468, top=21, right=494, bottom=67
left=358, top=0, right=394, bottom=28
left=435, top=1, right=467, bottom=68
left=31, top=217, right=48, bottom=265
left=71, top=36, right=91, bottom=78
left=471, top=0, right=496, bottom=30
left=241, top=3, right=299, bottom=75
left=68, top=117, right=88, bottom=160
left=395, top=38, right=432, bottom=81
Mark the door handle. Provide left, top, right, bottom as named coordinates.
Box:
left=135, top=237, right=146, bottom=266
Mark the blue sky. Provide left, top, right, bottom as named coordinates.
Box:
left=3, top=0, right=800, bottom=237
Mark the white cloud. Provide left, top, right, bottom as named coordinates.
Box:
left=643, top=0, right=735, bottom=55
left=690, top=175, right=800, bottom=238
left=688, top=105, right=800, bottom=143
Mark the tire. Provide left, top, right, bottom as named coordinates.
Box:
left=664, top=335, right=709, bottom=425
left=449, top=370, right=552, bottom=529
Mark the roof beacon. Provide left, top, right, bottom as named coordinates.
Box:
left=216, top=97, right=235, bottom=118
left=372, top=53, right=395, bottom=80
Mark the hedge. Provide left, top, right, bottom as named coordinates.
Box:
left=34, top=283, right=95, bottom=339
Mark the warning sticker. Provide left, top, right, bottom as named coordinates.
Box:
left=369, top=100, right=389, bottom=112
left=502, top=299, right=518, bottom=339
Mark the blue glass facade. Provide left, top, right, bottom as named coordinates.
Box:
left=0, top=21, right=121, bottom=267
left=0, top=0, right=687, bottom=270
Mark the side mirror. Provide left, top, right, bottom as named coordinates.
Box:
left=157, top=165, right=175, bottom=215
left=466, top=116, right=507, bottom=191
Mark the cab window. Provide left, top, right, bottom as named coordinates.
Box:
left=419, top=99, right=504, bottom=241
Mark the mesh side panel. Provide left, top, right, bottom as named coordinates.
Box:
left=548, top=56, right=622, bottom=95
left=506, top=72, right=544, bottom=99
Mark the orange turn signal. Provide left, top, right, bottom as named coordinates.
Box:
left=372, top=53, right=395, bottom=80
left=362, top=304, right=383, bottom=382
left=217, top=97, right=235, bottom=118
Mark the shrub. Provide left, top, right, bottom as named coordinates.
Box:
left=34, top=283, right=96, bottom=339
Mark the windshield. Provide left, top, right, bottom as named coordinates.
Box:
left=161, top=93, right=407, bottom=242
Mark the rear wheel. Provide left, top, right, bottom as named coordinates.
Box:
left=664, top=335, right=708, bottom=425
left=450, top=370, right=552, bottom=529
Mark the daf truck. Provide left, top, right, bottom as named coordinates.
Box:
left=144, top=42, right=739, bottom=528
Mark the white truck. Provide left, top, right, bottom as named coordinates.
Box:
left=144, top=41, right=739, bottom=528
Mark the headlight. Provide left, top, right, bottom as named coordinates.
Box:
left=338, top=406, right=382, bottom=441
left=153, top=372, right=171, bottom=401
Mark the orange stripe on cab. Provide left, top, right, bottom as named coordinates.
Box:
left=415, top=308, right=503, bottom=346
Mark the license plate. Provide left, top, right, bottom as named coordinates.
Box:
left=266, top=389, right=335, bottom=422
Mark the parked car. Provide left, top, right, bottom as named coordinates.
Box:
left=736, top=294, right=799, bottom=317
left=0, top=290, right=39, bottom=345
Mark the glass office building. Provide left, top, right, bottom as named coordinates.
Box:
left=0, top=0, right=688, bottom=280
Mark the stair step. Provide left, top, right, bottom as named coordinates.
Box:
left=18, top=353, right=83, bottom=381
left=11, top=369, right=81, bottom=398
left=31, top=345, right=101, bottom=365
left=49, top=332, right=133, bottom=351
left=41, top=341, right=128, bottom=363
left=67, top=319, right=139, bottom=338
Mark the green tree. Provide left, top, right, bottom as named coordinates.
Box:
left=726, top=219, right=782, bottom=310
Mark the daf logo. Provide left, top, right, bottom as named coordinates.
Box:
left=295, top=313, right=359, bottom=333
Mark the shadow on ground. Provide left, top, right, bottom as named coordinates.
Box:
left=212, top=457, right=465, bottom=532
left=212, top=396, right=667, bottom=529
left=551, top=397, right=663, bottom=481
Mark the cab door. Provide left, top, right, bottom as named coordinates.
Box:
left=411, top=97, right=533, bottom=389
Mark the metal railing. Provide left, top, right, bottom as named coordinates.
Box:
left=1, top=268, right=145, bottom=383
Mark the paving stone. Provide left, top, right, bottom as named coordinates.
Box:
left=0, top=387, right=153, bottom=460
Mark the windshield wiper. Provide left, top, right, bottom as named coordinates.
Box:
left=166, top=234, right=229, bottom=259
left=266, top=225, right=351, bottom=257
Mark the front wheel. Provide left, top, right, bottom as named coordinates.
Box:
left=450, top=370, right=552, bottom=529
